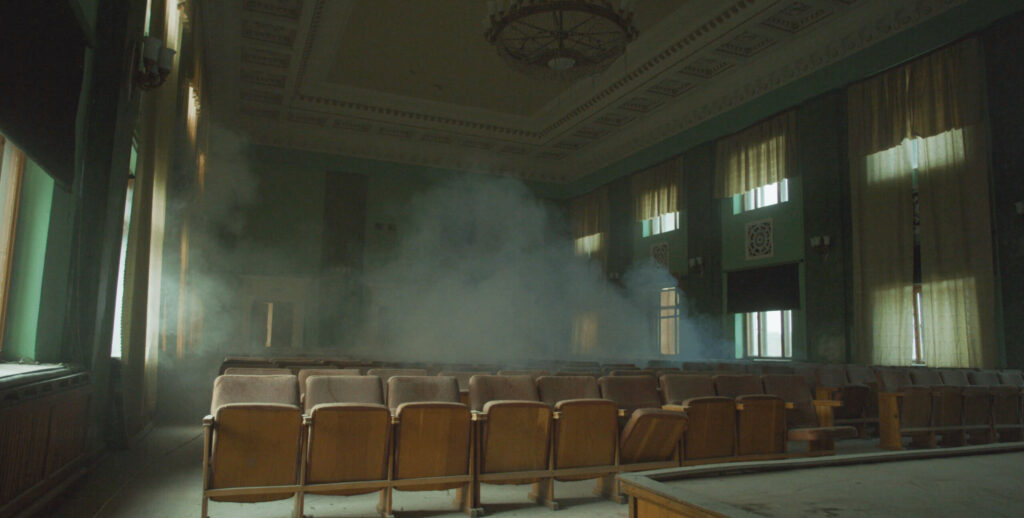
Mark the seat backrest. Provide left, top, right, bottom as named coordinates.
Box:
left=387, top=375, right=460, bottom=412
left=598, top=375, right=662, bottom=413
left=609, top=369, right=647, bottom=376
left=222, top=367, right=293, bottom=376
left=761, top=374, right=817, bottom=427
left=713, top=374, right=763, bottom=398
left=496, top=369, right=548, bottom=378
left=938, top=369, right=971, bottom=386
left=536, top=375, right=600, bottom=406
left=816, top=365, right=848, bottom=388
left=660, top=374, right=715, bottom=404
left=645, top=360, right=678, bottom=369
left=211, top=374, right=298, bottom=414
left=366, top=368, right=429, bottom=380
left=968, top=370, right=1002, bottom=385
left=759, top=364, right=795, bottom=375
left=909, top=368, right=943, bottom=386
left=304, top=375, right=385, bottom=413
left=875, top=368, right=912, bottom=393
left=438, top=371, right=491, bottom=391
left=468, top=375, right=539, bottom=411
left=998, top=370, right=1024, bottom=387
left=714, top=362, right=747, bottom=373
left=844, top=364, right=876, bottom=385
left=681, top=362, right=714, bottom=372
left=297, top=368, right=361, bottom=398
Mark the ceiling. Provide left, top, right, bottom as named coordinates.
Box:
left=200, top=0, right=969, bottom=184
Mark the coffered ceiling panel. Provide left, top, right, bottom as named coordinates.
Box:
left=202, top=0, right=969, bottom=183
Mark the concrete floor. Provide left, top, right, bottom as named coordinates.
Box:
left=38, top=425, right=1024, bottom=518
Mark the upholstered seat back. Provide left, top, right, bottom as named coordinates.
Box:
left=713, top=374, right=763, bottom=398
left=909, top=368, right=944, bottom=386
left=387, top=376, right=460, bottom=411
left=468, top=375, right=539, bottom=411
left=305, top=375, right=385, bottom=412
left=297, top=369, right=361, bottom=399
left=598, top=375, right=662, bottom=413
left=437, top=371, right=491, bottom=391
left=222, top=367, right=293, bottom=376
left=536, top=375, right=600, bottom=405
left=815, top=365, right=848, bottom=388
left=762, top=374, right=817, bottom=428
left=211, top=374, right=298, bottom=413
left=660, top=374, right=715, bottom=404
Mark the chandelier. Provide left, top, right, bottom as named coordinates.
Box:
left=484, top=0, right=639, bottom=81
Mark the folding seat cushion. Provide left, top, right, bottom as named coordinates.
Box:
left=302, top=376, right=389, bottom=496
left=762, top=375, right=857, bottom=452
left=296, top=368, right=361, bottom=402
left=661, top=374, right=735, bottom=460
left=222, top=367, right=293, bottom=375
left=598, top=376, right=685, bottom=464
left=204, top=375, right=302, bottom=506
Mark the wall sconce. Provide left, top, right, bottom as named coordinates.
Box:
left=688, top=256, right=703, bottom=276
left=1015, top=200, right=1024, bottom=216
left=135, top=36, right=176, bottom=91
left=810, top=235, right=831, bottom=258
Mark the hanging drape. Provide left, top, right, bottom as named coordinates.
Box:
left=570, top=186, right=609, bottom=268
left=848, top=38, right=995, bottom=367
left=0, top=135, right=26, bottom=351
left=714, top=110, right=797, bottom=198
left=632, top=157, right=681, bottom=221
left=913, top=40, right=995, bottom=368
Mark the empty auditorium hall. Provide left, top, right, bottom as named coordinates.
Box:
left=4, top=1, right=1024, bottom=517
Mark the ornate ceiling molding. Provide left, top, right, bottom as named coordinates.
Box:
left=205, top=0, right=973, bottom=184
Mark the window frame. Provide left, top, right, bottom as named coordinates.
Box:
left=743, top=309, right=793, bottom=359
left=658, top=287, right=681, bottom=355
left=737, top=178, right=790, bottom=213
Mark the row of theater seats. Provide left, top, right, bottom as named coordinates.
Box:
left=203, top=369, right=877, bottom=517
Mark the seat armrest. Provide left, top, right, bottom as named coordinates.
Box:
left=784, top=402, right=795, bottom=410
left=662, top=404, right=686, bottom=412
left=203, top=415, right=214, bottom=427
left=879, top=391, right=904, bottom=399
left=480, top=399, right=551, bottom=414
left=813, top=400, right=843, bottom=408
left=617, top=408, right=628, bottom=417
left=815, top=386, right=841, bottom=400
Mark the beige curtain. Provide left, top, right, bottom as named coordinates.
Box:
left=913, top=40, right=996, bottom=368
left=714, top=110, right=797, bottom=198
left=0, top=136, right=26, bottom=350
left=848, top=38, right=995, bottom=367
left=632, top=157, right=681, bottom=221
left=570, top=186, right=609, bottom=268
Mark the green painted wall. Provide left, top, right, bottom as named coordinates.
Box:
left=2, top=159, right=54, bottom=360
left=33, top=186, right=75, bottom=363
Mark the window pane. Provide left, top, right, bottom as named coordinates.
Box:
left=761, top=183, right=779, bottom=206
left=763, top=310, right=783, bottom=357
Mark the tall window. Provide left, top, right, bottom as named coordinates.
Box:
left=570, top=187, right=608, bottom=267
left=739, top=178, right=789, bottom=213
left=848, top=38, right=995, bottom=368
left=715, top=111, right=796, bottom=200
left=633, top=158, right=681, bottom=238
left=0, top=136, right=26, bottom=349
left=744, top=310, right=793, bottom=358
left=658, top=288, right=680, bottom=355
left=111, top=139, right=139, bottom=358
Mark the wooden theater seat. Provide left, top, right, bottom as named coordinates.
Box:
left=299, top=375, right=390, bottom=515
left=468, top=375, right=553, bottom=511
left=762, top=375, right=857, bottom=454
left=876, top=368, right=936, bottom=450
left=909, top=368, right=966, bottom=446
left=969, top=370, right=1023, bottom=442
left=535, top=376, right=618, bottom=493
left=845, top=364, right=880, bottom=430
left=713, top=374, right=787, bottom=456
left=385, top=376, right=479, bottom=517
left=202, top=374, right=304, bottom=518
left=296, top=368, right=360, bottom=403
left=221, top=367, right=293, bottom=375
left=660, top=374, right=735, bottom=462
left=815, top=364, right=872, bottom=436
left=598, top=376, right=686, bottom=470
left=939, top=369, right=996, bottom=444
